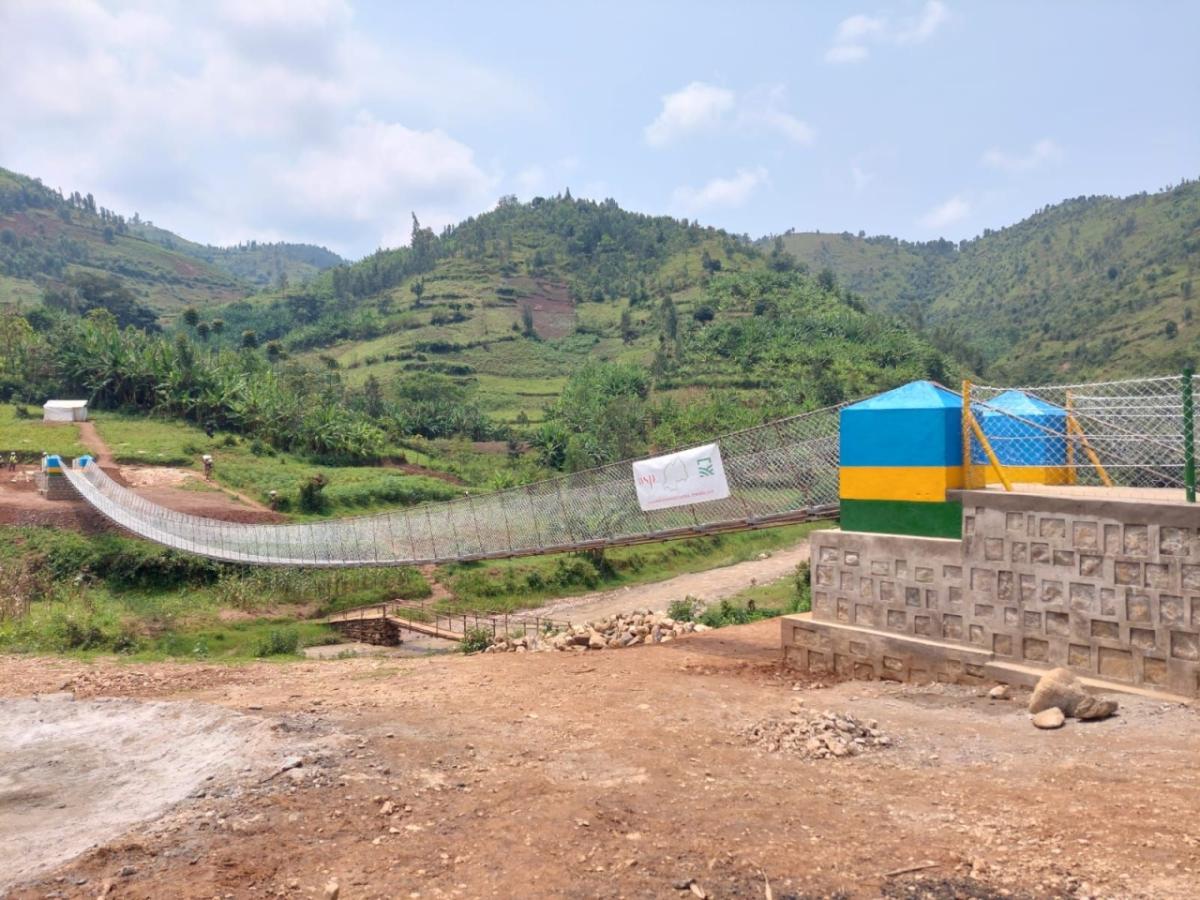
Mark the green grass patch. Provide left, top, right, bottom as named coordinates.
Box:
left=0, top=525, right=431, bottom=660
left=90, top=412, right=470, bottom=513
left=92, top=412, right=224, bottom=466
left=0, top=404, right=88, bottom=460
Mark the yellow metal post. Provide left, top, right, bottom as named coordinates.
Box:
left=1065, top=390, right=1077, bottom=485
left=1067, top=416, right=1114, bottom=487
left=967, top=409, right=1013, bottom=491
left=962, top=380, right=983, bottom=489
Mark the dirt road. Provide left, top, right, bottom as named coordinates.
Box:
left=1, top=622, right=1196, bottom=899
left=523, top=542, right=809, bottom=622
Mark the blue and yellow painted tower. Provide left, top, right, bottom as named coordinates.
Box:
left=974, top=389, right=1069, bottom=485
left=838, top=381, right=964, bottom=538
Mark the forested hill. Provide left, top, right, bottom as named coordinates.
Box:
left=206, top=193, right=953, bottom=439
left=0, top=166, right=342, bottom=314
left=774, top=179, right=1200, bottom=382
left=125, top=220, right=343, bottom=289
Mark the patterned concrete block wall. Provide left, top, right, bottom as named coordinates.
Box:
left=803, top=490, right=1200, bottom=696
left=812, top=532, right=964, bottom=639
left=959, top=490, right=1200, bottom=697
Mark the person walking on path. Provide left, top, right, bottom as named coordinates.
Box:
left=7, top=452, right=16, bottom=472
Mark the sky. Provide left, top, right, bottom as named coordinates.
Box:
left=1, top=0, right=1196, bottom=260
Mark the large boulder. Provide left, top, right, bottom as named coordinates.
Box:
left=1028, top=667, right=1087, bottom=716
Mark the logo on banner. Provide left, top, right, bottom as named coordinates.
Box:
left=631, top=443, right=730, bottom=511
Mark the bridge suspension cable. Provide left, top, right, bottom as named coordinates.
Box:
left=62, top=404, right=844, bottom=567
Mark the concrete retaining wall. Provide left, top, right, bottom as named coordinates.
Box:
left=786, top=489, right=1200, bottom=697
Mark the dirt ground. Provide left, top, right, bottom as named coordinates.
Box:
left=1, top=623, right=1197, bottom=899
left=0, top=694, right=321, bottom=892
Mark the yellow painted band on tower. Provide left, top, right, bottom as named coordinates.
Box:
left=839, top=465, right=964, bottom=502
left=969, top=464, right=1072, bottom=486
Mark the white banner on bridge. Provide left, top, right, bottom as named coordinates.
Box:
left=632, top=442, right=730, bottom=512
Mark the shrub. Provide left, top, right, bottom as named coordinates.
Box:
left=297, top=472, right=329, bottom=513
left=699, top=600, right=753, bottom=628
left=667, top=597, right=697, bottom=622
left=254, top=628, right=300, bottom=657
left=791, top=560, right=812, bottom=613
left=460, top=627, right=492, bottom=654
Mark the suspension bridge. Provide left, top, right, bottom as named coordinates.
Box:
left=58, top=404, right=844, bottom=567
left=52, top=374, right=1196, bottom=569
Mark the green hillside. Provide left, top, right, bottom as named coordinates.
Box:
left=126, top=221, right=343, bottom=289
left=0, top=167, right=245, bottom=313
left=206, top=194, right=951, bottom=430
left=0, top=166, right=343, bottom=318
left=776, top=179, right=1200, bottom=382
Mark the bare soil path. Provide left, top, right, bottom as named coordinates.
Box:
left=0, top=625, right=1196, bottom=898
left=520, top=541, right=810, bottom=623
left=75, top=420, right=114, bottom=466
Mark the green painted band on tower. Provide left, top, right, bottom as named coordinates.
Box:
left=839, top=498, right=964, bottom=539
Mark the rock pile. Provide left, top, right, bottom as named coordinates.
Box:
left=741, top=711, right=893, bottom=760
left=483, top=611, right=710, bottom=653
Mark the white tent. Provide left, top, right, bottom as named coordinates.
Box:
left=43, top=400, right=88, bottom=423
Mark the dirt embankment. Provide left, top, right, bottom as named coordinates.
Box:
left=1, top=622, right=1197, bottom=899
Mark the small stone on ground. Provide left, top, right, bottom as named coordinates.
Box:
left=1032, top=707, right=1065, bottom=729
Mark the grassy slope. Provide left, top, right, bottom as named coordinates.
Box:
left=0, top=174, right=247, bottom=314
left=0, top=166, right=342, bottom=317
left=220, top=195, right=943, bottom=429
left=126, top=220, right=343, bottom=289
left=0, top=404, right=88, bottom=458
left=89, top=412, right=468, bottom=514
left=778, top=180, right=1200, bottom=382
left=288, top=240, right=733, bottom=425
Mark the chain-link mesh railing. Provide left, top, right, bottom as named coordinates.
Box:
left=968, top=375, right=1190, bottom=493
left=62, top=403, right=844, bottom=567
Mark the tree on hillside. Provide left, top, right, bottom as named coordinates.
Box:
left=210, top=318, right=225, bottom=335
left=182, top=307, right=200, bottom=329
left=240, top=329, right=259, bottom=349
left=362, top=374, right=384, bottom=418
left=520, top=304, right=537, bottom=339
left=660, top=296, right=678, bottom=342
left=619, top=307, right=635, bottom=344
left=43, top=272, right=158, bottom=332
left=411, top=279, right=426, bottom=307
left=196, top=321, right=211, bottom=342
left=410, top=213, right=435, bottom=268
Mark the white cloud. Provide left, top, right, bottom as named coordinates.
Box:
left=644, top=82, right=735, bottom=147
left=981, top=138, right=1064, bottom=173
left=745, top=85, right=815, bottom=145
left=851, top=165, right=874, bottom=193
left=896, top=0, right=949, bottom=43
left=0, top=0, right=536, bottom=257
left=672, top=167, right=769, bottom=211
left=918, top=194, right=970, bottom=229
left=825, top=44, right=870, bottom=64
left=826, top=1, right=949, bottom=63
left=645, top=82, right=813, bottom=147
left=835, top=13, right=886, bottom=43
left=275, top=114, right=494, bottom=222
